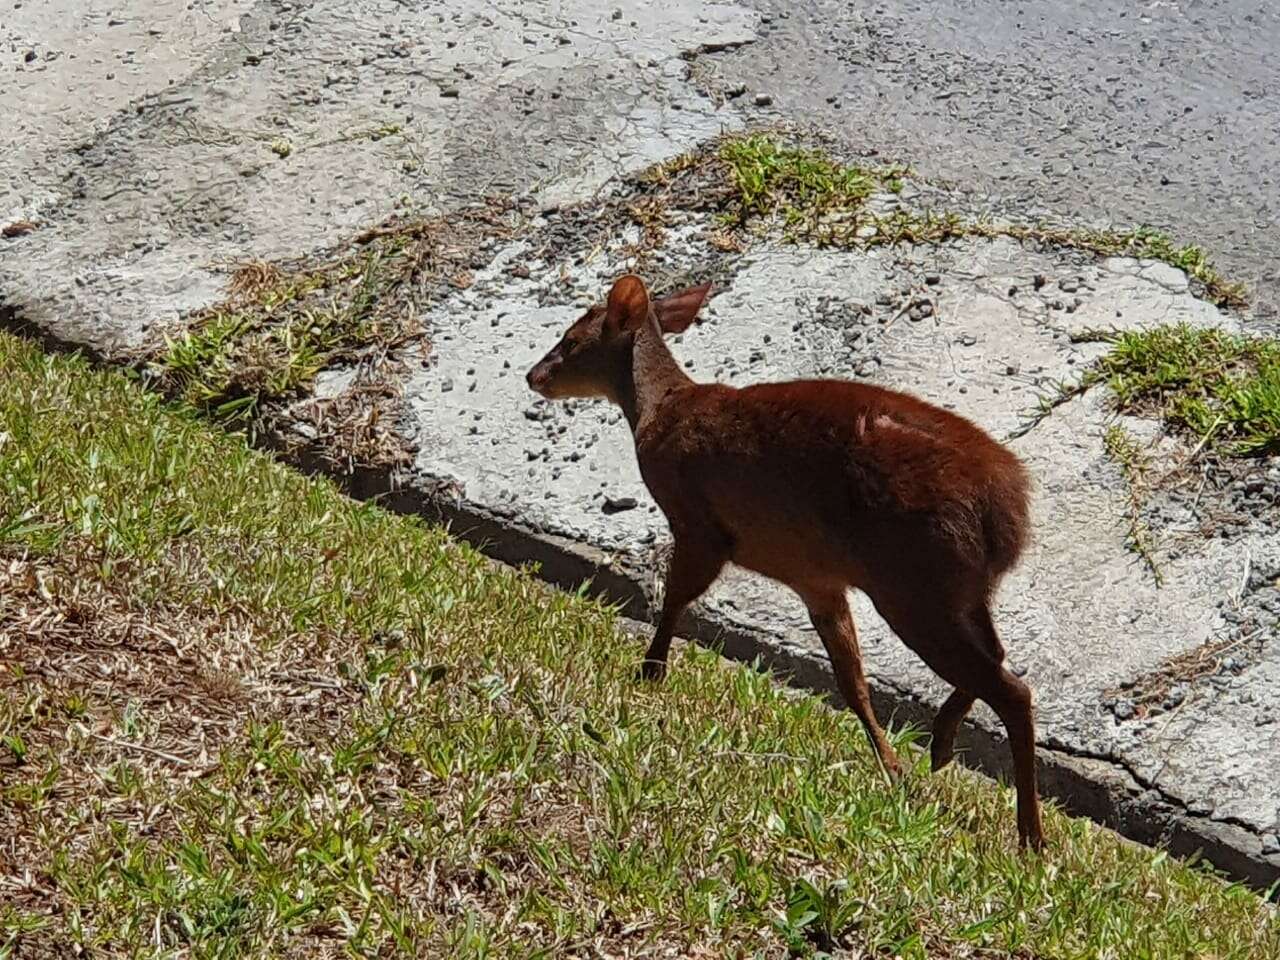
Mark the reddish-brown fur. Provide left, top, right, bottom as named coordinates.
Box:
left=527, top=275, right=1043, bottom=850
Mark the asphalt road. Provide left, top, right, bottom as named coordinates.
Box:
left=6, top=1, right=1276, bottom=315
left=716, top=0, right=1280, bottom=317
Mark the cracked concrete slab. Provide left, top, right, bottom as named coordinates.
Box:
left=2, top=0, right=755, bottom=350
left=3, top=0, right=1278, bottom=891
left=2, top=1, right=258, bottom=221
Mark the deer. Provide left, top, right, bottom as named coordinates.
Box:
left=526, top=274, right=1044, bottom=850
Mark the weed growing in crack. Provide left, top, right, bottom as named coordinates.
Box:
left=718, top=134, right=903, bottom=220
left=1011, top=325, right=1280, bottom=574
left=1012, top=324, right=1277, bottom=549
left=840, top=217, right=1243, bottom=306
left=1018, top=224, right=1246, bottom=308
left=1106, top=624, right=1272, bottom=721
left=1102, top=424, right=1164, bottom=584
left=676, top=133, right=1247, bottom=308
left=158, top=248, right=408, bottom=420
left=152, top=199, right=515, bottom=437
left=1004, top=370, right=1101, bottom=442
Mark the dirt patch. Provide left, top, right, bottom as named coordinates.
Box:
left=0, top=549, right=363, bottom=925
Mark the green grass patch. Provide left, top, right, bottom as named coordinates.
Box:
left=1017, top=325, right=1277, bottom=556
left=154, top=200, right=514, bottom=423
left=718, top=134, right=905, bottom=221
left=157, top=245, right=417, bottom=421
left=3, top=329, right=1279, bottom=957
left=1093, top=324, right=1280, bottom=456
left=686, top=134, right=1247, bottom=308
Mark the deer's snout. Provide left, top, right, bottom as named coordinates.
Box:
left=526, top=356, right=558, bottom=396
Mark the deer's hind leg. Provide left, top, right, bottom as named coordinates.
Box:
left=876, top=596, right=1043, bottom=850
left=930, top=688, right=976, bottom=772
left=928, top=600, right=1008, bottom=771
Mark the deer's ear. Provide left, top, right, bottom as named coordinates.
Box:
left=604, top=275, right=650, bottom=336
left=653, top=282, right=712, bottom=334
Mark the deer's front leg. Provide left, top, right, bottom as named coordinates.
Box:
left=639, top=534, right=727, bottom=682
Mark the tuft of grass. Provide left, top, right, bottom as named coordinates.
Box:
left=364, top=122, right=403, bottom=142
left=1102, top=424, right=1163, bottom=584
left=718, top=134, right=904, bottom=222
left=158, top=249, right=406, bottom=420
left=1094, top=324, right=1280, bottom=456
left=4, top=334, right=1280, bottom=957
left=637, top=147, right=705, bottom=186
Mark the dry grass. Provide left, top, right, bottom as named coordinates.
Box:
left=152, top=198, right=516, bottom=441
left=1101, top=425, right=1164, bottom=585
left=0, top=548, right=362, bottom=930
left=275, top=349, right=418, bottom=476
left=1104, top=616, right=1270, bottom=720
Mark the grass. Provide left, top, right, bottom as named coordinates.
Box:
left=158, top=250, right=402, bottom=420
left=1024, top=326, right=1278, bottom=568
left=4, top=337, right=1280, bottom=957
left=648, top=134, right=1248, bottom=308
left=717, top=134, right=905, bottom=222
left=1101, top=425, right=1163, bottom=585
left=154, top=199, right=514, bottom=424
left=1093, top=324, right=1280, bottom=457
left=1017, top=324, right=1280, bottom=463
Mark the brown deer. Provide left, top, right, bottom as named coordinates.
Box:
left=526, top=274, right=1043, bottom=850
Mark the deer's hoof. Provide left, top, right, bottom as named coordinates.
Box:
left=637, top=658, right=667, bottom=683
left=930, top=741, right=955, bottom=773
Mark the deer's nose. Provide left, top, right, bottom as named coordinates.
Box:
left=527, top=363, right=550, bottom=394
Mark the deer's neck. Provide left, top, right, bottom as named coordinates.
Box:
left=618, top=322, right=694, bottom=432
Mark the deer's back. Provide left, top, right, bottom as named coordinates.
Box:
left=638, top=379, right=1030, bottom=592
